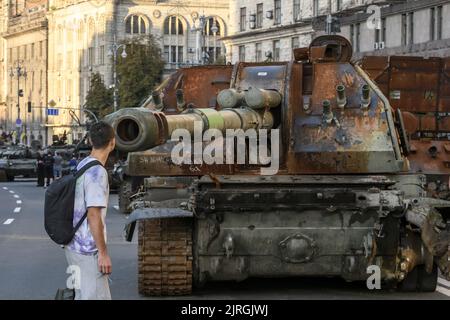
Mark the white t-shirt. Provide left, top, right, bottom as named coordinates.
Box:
left=67, top=156, right=109, bottom=255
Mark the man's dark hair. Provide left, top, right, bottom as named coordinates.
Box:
left=89, top=121, right=115, bottom=149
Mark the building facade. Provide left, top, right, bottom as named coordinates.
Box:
left=1, top=0, right=48, bottom=145
left=46, top=0, right=229, bottom=143
left=340, top=0, right=450, bottom=59
left=0, top=1, right=7, bottom=124
left=223, top=0, right=450, bottom=63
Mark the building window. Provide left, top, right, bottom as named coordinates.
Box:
left=273, top=40, right=280, bottom=61
left=350, top=24, right=354, bottom=48
left=125, top=15, right=147, bottom=35
left=78, top=23, right=84, bottom=42
left=88, top=47, right=95, bottom=66
left=170, top=46, right=184, bottom=64
left=239, top=45, right=245, bottom=61
left=274, top=0, right=281, bottom=25
left=336, top=0, right=342, bottom=11
left=255, top=43, right=262, bottom=62
left=408, top=12, right=414, bottom=45
left=401, top=14, right=407, bottom=46
left=23, top=45, right=27, bottom=60
left=355, top=23, right=360, bottom=52
left=164, top=45, right=183, bottom=65
left=313, top=0, right=319, bottom=17
left=437, top=6, right=443, bottom=40
left=31, top=43, right=34, bottom=58
left=381, top=18, right=386, bottom=43
left=293, top=0, right=301, bottom=22
left=67, top=51, right=72, bottom=70
left=99, top=46, right=105, bottom=65
left=240, top=7, right=246, bottom=31
left=57, top=53, right=63, bottom=69
left=164, top=16, right=183, bottom=35
left=430, top=7, right=435, bottom=41
left=256, top=4, right=263, bottom=28
left=163, top=46, right=169, bottom=62
left=39, top=41, right=43, bottom=57
left=292, top=37, right=300, bottom=50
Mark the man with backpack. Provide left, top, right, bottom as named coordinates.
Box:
left=45, top=121, right=115, bottom=300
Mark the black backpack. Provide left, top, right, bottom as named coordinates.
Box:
left=44, top=160, right=102, bottom=245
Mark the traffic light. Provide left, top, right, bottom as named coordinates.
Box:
left=18, top=89, right=24, bottom=97
left=27, top=101, right=32, bottom=113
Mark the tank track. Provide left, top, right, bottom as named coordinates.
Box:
left=138, top=218, right=193, bottom=296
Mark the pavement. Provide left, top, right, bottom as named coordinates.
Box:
left=0, top=179, right=449, bottom=300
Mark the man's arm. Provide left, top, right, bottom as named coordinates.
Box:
left=87, top=207, right=112, bottom=274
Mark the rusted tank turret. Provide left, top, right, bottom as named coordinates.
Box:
left=105, top=35, right=450, bottom=296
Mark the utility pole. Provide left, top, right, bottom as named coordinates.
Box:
left=108, top=34, right=127, bottom=112
left=9, top=60, right=26, bottom=144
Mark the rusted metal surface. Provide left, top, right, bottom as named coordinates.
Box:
left=361, top=55, right=450, bottom=197
left=361, top=56, right=450, bottom=139
left=307, top=35, right=353, bottom=63
left=143, top=65, right=233, bottom=113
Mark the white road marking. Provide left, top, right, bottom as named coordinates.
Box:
left=13, top=207, right=21, bottom=213
left=13, top=195, right=19, bottom=198
left=2, top=187, right=7, bottom=190
left=114, top=205, right=119, bottom=211
left=438, top=277, right=450, bottom=288
left=16, top=200, right=22, bottom=205
left=436, top=286, right=450, bottom=297
left=3, top=219, right=14, bottom=225
left=9, top=190, right=14, bottom=194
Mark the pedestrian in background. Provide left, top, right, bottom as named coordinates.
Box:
left=44, top=151, right=54, bottom=187
left=36, top=148, right=45, bottom=187
left=53, top=152, right=63, bottom=179
left=69, top=156, right=78, bottom=174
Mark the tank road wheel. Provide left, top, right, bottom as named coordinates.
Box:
left=118, top=179, right=133, bottom=214
left=138, top=218, right=193, bottom=296
left=398, top=267, right=419, bottom=292
left=417, top=264, right=438, bottom=292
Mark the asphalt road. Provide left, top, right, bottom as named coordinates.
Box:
left=0, top=179, right=449, bottom=300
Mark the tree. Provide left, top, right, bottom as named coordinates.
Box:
left=84, top=72, right=113, bottom=120
left=116, top=35, right=165, bottom=109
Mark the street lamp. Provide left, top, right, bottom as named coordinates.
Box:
left=211, top=21, right=219, bottom=63
left=9, top=60, right=27, bottom=144
left=108, top=35, right=127, bottom=112
left=192, top=15, right=206, bottom=65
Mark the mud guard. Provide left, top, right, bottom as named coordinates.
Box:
left=124, top=207, right=193, bottom=242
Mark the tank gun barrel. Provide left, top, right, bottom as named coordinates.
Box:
left=105, top=98, right=276, bottom=152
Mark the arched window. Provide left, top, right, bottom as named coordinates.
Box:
left=204, top=17, right=221, bottom=36
left=77, top=22, right=84, bottom=42
left=164, top=16, right=183, bottom=35
left=88, top=19, right=95, bottom=42
left=125, top=15, right=147, bottom=34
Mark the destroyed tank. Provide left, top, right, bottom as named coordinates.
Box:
left=105, top=35, right=450, bottom=296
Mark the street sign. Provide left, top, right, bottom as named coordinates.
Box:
left=47, top=108, right=59, bottom=116
left=15, top=118, right=22, bottom=127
